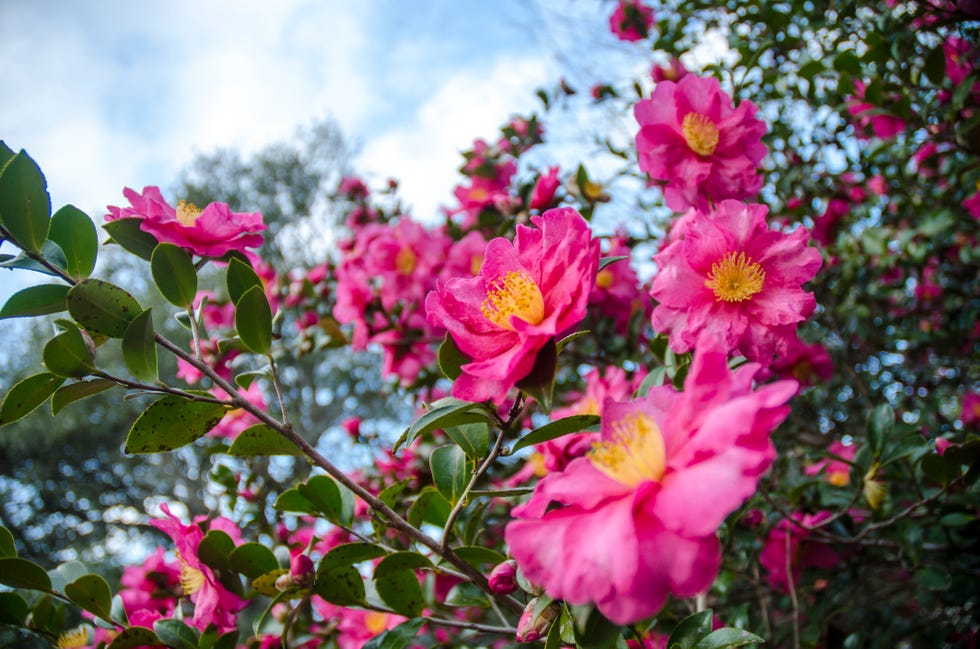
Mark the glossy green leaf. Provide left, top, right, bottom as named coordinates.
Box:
left=430, top=444, right=469, bottom=505
left=867, top=403, right=894, bottom=455
left=235, top=285, right=272, bottom=355
left=361, top=618, right=425, bottom=649
left=154, top=618, right=201, bottom=649
left=0, top=372, right=65, bottom=427
left=407, top=486, right=451, bottom=528
left=272, top=487, right=316, bottom=515
left=375, top=568, right=424, bottom=617
left=65, top=574, right=113, bottom=621
left=297, top=475, right=343, bottom=521
left=229, top=542, right=279, bottom=579
left=0, top=141, right=14, bottom=169
left=444, top=422, right=490, bottom=460
left=108, top=626, right=161, bottom=648
left=51, top=378, right=116, bottom=415
left=121, top=308, right=158, bottom=382
left=0, top=557, right=52, bottom=591
left=516, top=336, right=557, bottom=412
left=0, top=525, right=15, bottom=557
left=445, top=582, right=489, bottom=608
left=0, top=150, right=51, bottom=253
left=102, top=218, right=158, bottom=261
left=573, top=606, right=620, bottom=649
left=0, top=283, right=69, bottom=319
left=694, top=628, right=764, bottom=649
left=916, top=565, right=952, bottom=591
left=124, top=394, right=228, bottom=454
left=0, top=239, right=65, bottom=276
left=374, top=552, right=433, bottom=578
left=598, top=255, right=628, bottom=271
left=251, top=568, right=289, bottom=598
left=0, top=592, right=29, bottom=625
left=452, top=546, right=506, bottom=568
left=48, top=205, right=97, bottom=279
left=226, top=257, right=263, bottom=305
left=313, top=564, right=365, bottom=606
left=67, top=278, right=142, bottom=338
left=43, top=327, right=95, bottom=377
left=228, top=423, right=302, bottom=457
left=318, top=543, right=388, bottom=573
left=395, top=399, right=489, bottom=451
left=545, top=608, right=564, bottom=649
left=109, top=594, right=128, bottom=627
left=512, top=414, right=600, bottom=453
left=666, top=610, right=714, bottom=649
left=437, top=333, right=468, bottom=381
left=197, top=530, right=236, bottom=573
left=151, top=243, right=198, bottom=307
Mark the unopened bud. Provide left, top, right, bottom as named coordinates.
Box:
left=290, top=554, right=316, bottom=588
left=516, top=598, right=560, bottom=643
left=488, top=560, right=518, bottom=595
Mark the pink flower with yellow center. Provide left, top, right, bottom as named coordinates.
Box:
left=650, top=200, right=822, bottom=364
left=505, top=338, right=797, bottom=623
left=106, top=186, right=266, bottom=257
left=634, top=75, right=767, bottom=212
left=425, top=207, right=599, bottom=404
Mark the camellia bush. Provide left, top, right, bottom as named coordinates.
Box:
left=0, top=1, right=978, bottom=648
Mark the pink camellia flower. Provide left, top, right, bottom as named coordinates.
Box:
left=609, top=0, right=655, bottom=42
left=964, top=183, right=980, bottom=220
left=589, top=231, right=648, bottom=335
left=118, top=547, right=181, bottom=616
left=760, top=511, right=841, bottom=592
left=207, top=383, right=267, bottom=439
left=650, top=200, right=822, bottom=364
left=426, top=207, right=600, bottom=404
left=529, top=166, right=562, bottom=211
left=962, top=391, right=980, bottom=427
left=771, top=338, right=834, bottom=387
left=634, top=75, right=767, bottom=212
left=846, top=80, right=906, bottom=140
left=651, top=57, right=688, bottom=83
left=804, top=440, right=856, bottom=487
left=106, top=186, right=266, bottom=257
left=506, top=337, right=798, bottom=624
left=151, top=504, right=246, bottom=632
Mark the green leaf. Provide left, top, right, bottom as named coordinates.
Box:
left=0, top=283, right=69, bottom=318
left=573, top=607, right=621, bottom=649
left=313, top=564, right=365, bottom=606
left=396, top=399, right=489, bottom=451
left=0, top=592, right=29, bottom=625
left=915, top=565, right=952, bottom=591
left=272, top=488, right=317, bottom=515
left=452, top=546, right=506, bottom=568
left=43, top=327, right=95, bottom=377
left=635, top=367, right=666, bottom=397
left=298, top=475, right=343, bottom=521
left=0, top=557, right=53, bottom=591
left=444, top=422, right=490, bottom=460
left=151, top=243, right=198, bottom=307
left=0, top=150, right=51, bottom=253
left=226, top=257, right=263, bottom=305
left=197, top=530, right=236, bottom=573
left=924, top=44, right=946, bottom=86
left=556, top=329, right=590, bottom=353
left=235, top=285, right=272, bottom=355
left=124, top=394, right=228, bottom=454
left=667, top=610, right=714, bottom=649
left=228, top=424, right=302, bottom=457
left=65, top=574, right=113, bottom=621
left=0, top=525, right=15, bottom=557
left=867, top=403, right=894, bottom=455
left=67, top=278, right=142, bottom=338
left=516, top=337, right=557, bottom=412
left=375, top=569, right=424, bottom=617
left=430, top=444, right=469, bottom=505
left=437, top=333, right=468, bottom=381
left=109, top=626, right=162, bottom=648
left=407, top=487, right=451, bottom=528
left=122, top=309, right=158, bottom=382
left=102, top=218, right=158, bottom=261
left=512, top=414, right=600, bottom=453
left=833, top=50, right=862, bottom=75
left=598, top=255, right=628, bottom=271
left=445, top=582, right=489, bottom=608
left=48, top=205, right=97, bottom=279
left=109, top=594, right=129, bottom=627
left=0, top=372, right=65, bottom=427
left=374, top=552, right=433, bottom=578
left=319, top=543, right=388, bottom=573
left=0, top=141, right=14, bottom=169
left=361, top=618, right=425, bottom=649
left=545, top=609, right=564, bottom=649
left=153, top=618, right=201, bottom=649
left=51, top=378, right=116, bottom=415
left=694, top=628, right=764, bottom=649
left=251, top=568, right=289, bottom=598
left=229, top=542, right=279, bottom=579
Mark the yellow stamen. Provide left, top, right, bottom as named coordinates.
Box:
left=590, top=413, right=666, bottom=487
left=682, top=112, right=720, bottom=156
left=481, top=270, right=545, bottom=331
left=470, top=254, right=485, bottom=277
left=705, top=251, right=766, bottom=303
left=828, top=471, right=850, bottom=487
left=176, top=199, right=202, bottom=227
left=56, top=626, right=91, bottom=649
left=365, top=611, right=389, bottom=635
left=595, top=269, right=614, bottom=289
left=177, top=551, right=206, bottom=596
left=395, top=247, right=417, bottom=275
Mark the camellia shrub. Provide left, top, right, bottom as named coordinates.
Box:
left=0, top=1, right=977, bottom=648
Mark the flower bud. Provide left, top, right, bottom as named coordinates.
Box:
left=488, top=560, right=518, bottom=595
left=516, top=598, right=560, bottom=643
left=290, top=554, right=316, bottom=588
